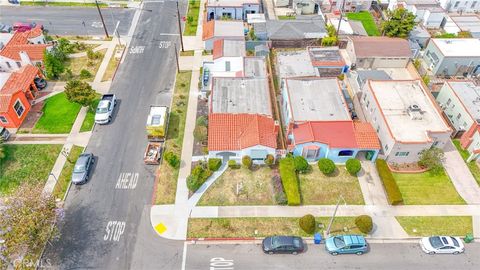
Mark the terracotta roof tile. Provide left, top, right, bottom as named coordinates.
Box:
left=0, top=65, right=38, bottom=112
left=208, top=113, right=278, bottom=151
left=353, top=122, right=381, bottom=149
left=0, top=26, right=48, bottom=61
left=202, top=20, right=215, bottom=40
left=349, top=36, right=411, bottom=58
left=212, top=39, right=224, bottom=59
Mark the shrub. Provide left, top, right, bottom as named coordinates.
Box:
left=355, top=215, right=373, bottom=234
left=376, top=159, right=403, bottom=205
left=187, top=174, right=202, bottom=192
left=272, top=174, right=287, bottom=205
left=228, top=159, right=240, bottom=169
left=79, top=69, right=92, bottom=79
left=187, top=164, right=213, bottom=192
left=242, top=155, right=252, bottom=169
left=299, top=214, right=316, bottom=234
left=279, top=157, right=301, bottom=206
left=346, top=158, right=362, bottom=175
left=294, top=156, right=309, bottom=173
left=208, top=158, right=222, bottom=171
left=193, top=125, right=208, bottom=143
left=318, top=158, right=336, bottom=175
left=164, top=151, right=180, bottom=168
left=264, top=154, right=275, bottom=166
left=196, top=116, right=208, bottom=127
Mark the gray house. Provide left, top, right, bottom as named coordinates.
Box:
left=256, top=19, right=327, bottom=47
left=423, top=38, right=480, bottom=76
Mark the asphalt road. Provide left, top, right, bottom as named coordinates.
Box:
left=43, top=1, right=187, bottom=269
left=0, top=6, right=134, bottom=35
left=186, top=242, right=480, bottom=270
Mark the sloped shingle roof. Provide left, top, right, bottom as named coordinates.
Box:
left=349, top=36, right=412, bottom=58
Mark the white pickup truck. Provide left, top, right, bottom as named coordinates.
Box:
left=95, top=94, right=117, bottom=124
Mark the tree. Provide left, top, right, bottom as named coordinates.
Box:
left=0, top=183, right=58, bottom=267
left=164, top=151, right=180, bottom=168
left=418, top=147, right=444, bottom=174
left=381, top=8, right=416, bottom=38
left=57, top=38, right=73, bottom=54
left=355, top=215, right=373, bottom=234
left=318, top=158, right=336, bottom=175
left=79, top=69, right=92, bottom=79
left=64, top=80, right=97, bottom=108
left=242, top=155, right=252, bottom=169
left=321, top=24, right=338, bottom=46
left=294, top=156, right=309, bottom=173
left=43, top=49, right=65, bottom=79
left=299, top=214, right=316, bottom=234
left=346, top=158, right=362, bottom=175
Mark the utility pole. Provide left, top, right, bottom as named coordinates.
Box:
left=336, top=0, right=347, bottom=39
left=95, top=0, right=110, bottom=39
left=176, top=1, right=185, bottom=52
left=174, top=43, right=180, bottom=73
left=325, top=195, right=346, bottom=237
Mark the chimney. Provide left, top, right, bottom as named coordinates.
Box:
left=19, top=51, right=32, bottom=66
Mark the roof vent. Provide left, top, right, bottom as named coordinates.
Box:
left=407, top=104, right=423, bottom=120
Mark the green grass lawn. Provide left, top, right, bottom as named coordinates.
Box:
left=184, top=1, right=200, bottom=36
left=52, top=146, right=84, bottom=200
left=396, top=216, right=472, bottom=236
left=188, top=217, right=361, bottom=238
left=80, top=98, right=101, bottom=132
left=278, top=15, right=296, bottom=20
left=346, top=11, right=380, bottom=36
left=198, top=167, right=276, bottom=206
left=155, top=71, right=191, bottom=204
left=33, top=92, right=82, bottom=134
left=299, top=165, right=365, bottom=205
left=393, top=170, right=465, bottom=205
left=0, top=144, right=62, bottom=195
left=453, top=139, right=480, bottom=186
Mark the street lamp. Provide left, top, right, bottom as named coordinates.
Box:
left=325, top=195, right=347, bottom=237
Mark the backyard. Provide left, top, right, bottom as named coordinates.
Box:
left=396, top=216, right=472, bottom=237
left=346, top=11, right=380, bottom=36
left=198, top=167, right=276, bottom=206
left=299, top=165, right=365, bottom=205
left=53, top=146, right=84, bottom=199
left=33, top=92, right=82, bottom=134
left=0, top=144, right=62, bottom=195
left=184, top=1, right=201, bottom=36
left=187, top=217, right=361, bottom=238
left=154, top=71, right=191, bottom=204
left=453, top=139, right=480, bottom=186
left=393, top=170, right=465, bottom=205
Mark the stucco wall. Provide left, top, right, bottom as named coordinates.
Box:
left=436, top=83, right=474, bottom=133
left=207, top=4, right=260, bottom=21
left=291, top=141, right=378, bottom=163
left=209, top=145, right=276, bottom=163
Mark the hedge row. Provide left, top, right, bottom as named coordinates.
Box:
left=376, top=159, right=403, bottom=205
left=279, top=157, right=301, bottom=206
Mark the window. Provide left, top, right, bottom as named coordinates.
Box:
left=446, top=98, right=452, bottom=106
left=303, top=148, right=318, bottom=159
left=0, top=116, right=7, bottom=123
left=16, top=62, right=21, bottom=68
left=13, top=100, right=25, bottom=117
left=338, top=150, right=354, bottom=157
left=454, top=1, right=460, bottom=8
left=366, top=101, right=370, bottom=108
left=457, top=113, right=462, bottom=120
left=6, top=62, right=11, bottom=68
left=225, top=61, right=230, bottom=71
left=376, top=126, right=380, bottom=133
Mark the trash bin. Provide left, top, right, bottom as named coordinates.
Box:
left=314, top=233, right=322, bottom=244
left=464, top=233, right=474, bottom=243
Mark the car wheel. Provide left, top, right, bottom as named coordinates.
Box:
left=453, top=251, right=460, bottom=255
left=292, top=251, right=298, bottom=255
left=268, top=251, right=273, bottom=255
left=428, top=251, right=435, bottom=255
left=108, top=116, right=112, bottom=123
left=356, top=251, right=364, bottom=255
left=331, top=252, right=338, bottom=256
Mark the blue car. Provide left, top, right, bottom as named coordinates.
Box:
left=325, top=235, right=368, bottom=255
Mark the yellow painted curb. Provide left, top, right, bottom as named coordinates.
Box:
left=155, top=223, right=167, bottom=234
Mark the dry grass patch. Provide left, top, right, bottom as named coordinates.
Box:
left=102, top=45, right=125, bottom=81
left=64, top=49, right=106, bottom=81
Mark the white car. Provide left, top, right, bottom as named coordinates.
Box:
left=420, top=236, right=464, bottom=255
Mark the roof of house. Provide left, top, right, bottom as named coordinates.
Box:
left=445, top=81, right=480, bottom=121
left=211, top=77, right=271, bottom=115
left=266, top=19, right=327, bottom=40
left=349, top=36, right=412, bottom=58
left=409, top=25, right=431, bottom=39
left=0, top=64, right=38, bottom=112
left=450, top=16, right=480, bottom=33
left=203, top=20, right=245, bottom=40
left=292, top=121, right=380, bottom=149
left=308, top=47, right=345, bottom=67
left=430, top=38, right=480, bottom=57
left=213, top=39, right=246, bottom=59
left=207, top=0, right=259, bottom=7
left=208, top=113, right=278, bottom=151
left=367, top=80, right=451, bottom=142
left=0, top=26, right=48, bottom=61
left=285, top=77, right=350, bottom=122
left=277, top=50, right=317, bottom=78
left=244, top=56, right=267, bottom=77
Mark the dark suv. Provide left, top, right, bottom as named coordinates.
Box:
left=262, top=236, right=304, bottom=255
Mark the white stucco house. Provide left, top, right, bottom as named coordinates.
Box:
left=439, top=0, right=480, bottom=12
left=388, top=0, right=446, bottom=29
left=206, top=0, right=261, bottom=21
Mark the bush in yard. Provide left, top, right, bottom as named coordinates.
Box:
left=208, top=158, right=222, bottom=171
left=242, top=155, right=252, bottom=169
left=79, top=69, right=92, bottom=79
left=164, top=151, right=180, bottom=168
left=57, top=38, right=73, bottom=54
left=279, top=157, right=301, bottom=205
left=43, top=49, right=65, bottom=79
left=299, top=214, right=316, bottom=234
left=346, top=158, right=362, bottom=175
left=318, top=158, right=336, bottom=175
left=418, top=147, right=444, bottom=175
left=228, top=160, right=240, bottom=169
left=355, top=215, right=373, bottom=234
left=376, top=159, right=403, bottom=205
left=187, top=165, right=213, bottom=192
left=86, top=48, right=99, bottom=60
left=193, top=125, right=208, bottom=143
left=196, top=116, right=208, bottom=127
left=294, top=156, right=309, bottom=173
left=64, top=80, right=97, bottom=108
left=264, top=154, right=275, bottom=166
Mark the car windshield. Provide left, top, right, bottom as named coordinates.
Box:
left=73, top=158, right=87, bottom=173
left=429, top=237, right=443, bottom=249
left=96, top=107, right=108, bottom=113
left=333, top=237, right=345, bottom=248
left=451, top=238, right=460, bottom=247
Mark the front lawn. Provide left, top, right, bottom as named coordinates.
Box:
left=396, top=216, right=472, bottom=236
left=52, top=146, right=84, bottom=200
left=154, top=71, right=191, bottom=204
left=188, top=217, right=361, bottom=238
left=0, top=144, right=62, bottom=195
left=184, top=1, right=201, bottom=36
left=198, top=167, right=276, bottom=206
left=33, top=92, right=82, bottom=134
left=299, top=165, right=365, bottom=205
left=393, top=170, right=465, bottom=205
left=346, top=11, right=380, bottom=36
left=63, top=49, right=106, bottom=81
left=80, top=97, right=101, bottom=132
left=453, top=139, right=480, bottom=186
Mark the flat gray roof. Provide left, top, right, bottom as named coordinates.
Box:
left=211, top=77, right=271, bottom=115
left=447, top=81, right=480, bottom=121
left=285, top=78, right=350, bottom=121
left=223, top=40, right=246, bottom=57
left=277, top=50, right=317, bottom=78
left=451, top=16, right=480, bottom=33
left=244, top=57, right=267, bottom=77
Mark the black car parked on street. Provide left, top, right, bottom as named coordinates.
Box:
left=262, top=236, right=305, bottom=255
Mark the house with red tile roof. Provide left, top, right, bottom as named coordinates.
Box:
left=0, top=64, right=44, bottom=129
left=208, top=113, right=279, bottom=162
left=0, top=26, right=52, bottom=72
